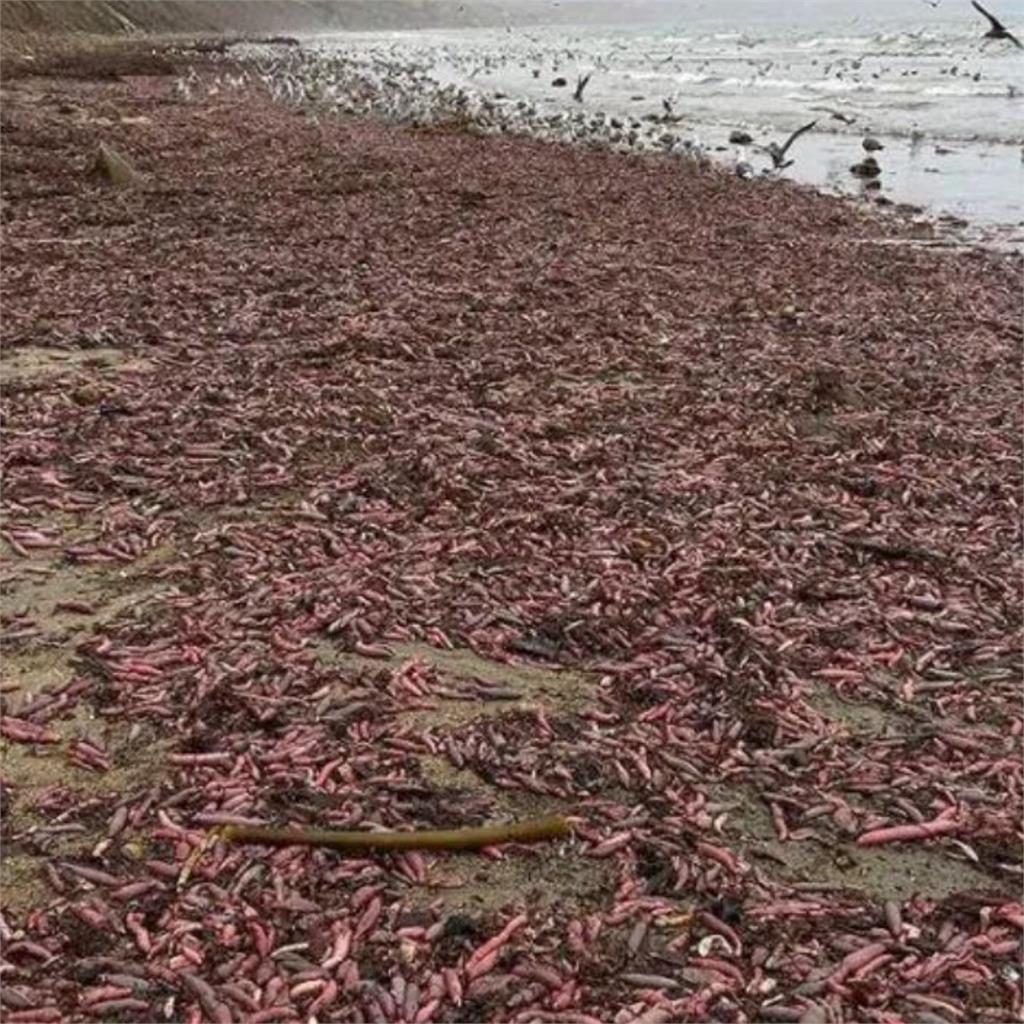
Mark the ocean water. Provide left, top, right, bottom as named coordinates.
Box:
left=307, top=0, right=1024, bottom=243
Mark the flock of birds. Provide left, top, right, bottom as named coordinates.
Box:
left=175, top=0, right=1021, bottom=189
left=182, top=48, right=720, bottom=163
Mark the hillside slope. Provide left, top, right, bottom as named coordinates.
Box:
left=0, top=0, right=573, bottom=36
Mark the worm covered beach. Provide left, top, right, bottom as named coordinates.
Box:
left=1, top=37, right=1022, bottom=1024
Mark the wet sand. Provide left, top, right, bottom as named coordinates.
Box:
left=1, top=48, right=1022, bottom=1024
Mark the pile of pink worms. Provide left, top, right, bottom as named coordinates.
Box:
left=0, top=57, right=1021, bottom=1024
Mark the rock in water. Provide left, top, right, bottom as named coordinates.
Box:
left=850, top=156, right=881, bottom=178
left=90, top=142, right=140, bottom=188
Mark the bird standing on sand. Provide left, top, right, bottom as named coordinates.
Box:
left=765, top=120, right=817, bottom=171
left=971, top=1, right=1023, bottom=48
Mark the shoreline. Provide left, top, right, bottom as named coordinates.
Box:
left=1, top=41, right=1022, bottom=1024
left=214, top=36, right=1023, bottom=254
left=5, top=29, right=1018, bottom=251
left=287, top=21, right=1024, bottom=250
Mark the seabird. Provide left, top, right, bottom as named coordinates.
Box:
left=573, top=72, right=592, bottom=102
left=765, top=120, right=817, bottom=171
left=810, top=106, right=857, bottom=125
left=971, top=1, right=1023, bottom=48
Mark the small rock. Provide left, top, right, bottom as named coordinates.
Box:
left=551, top=77, right=567, bottom=87
left=862, top=136, right=884, bottom=152
left=849, top=156, right=880, bottom=178
left=72, top=383, right=107, bottom=406
left=89, top=142, right=141, bottom=188
left=507, top=634, right=561, bottom=660
left=729, top=129, right=753, bottom=145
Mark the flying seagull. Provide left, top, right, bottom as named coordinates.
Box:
left=971, top=1, right=1023, bottom=48
left=765, top=120, right=817, bottom=170
left=573, top=72, right=592, bottom=102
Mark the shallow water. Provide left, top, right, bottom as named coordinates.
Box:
left=309, top=0, right=1024, bottom=242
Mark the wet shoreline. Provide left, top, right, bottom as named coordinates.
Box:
left=286, top=20, right=1024, bottom=250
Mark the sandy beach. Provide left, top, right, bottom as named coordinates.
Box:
left=1, top=40, right=1022, bottom=1024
